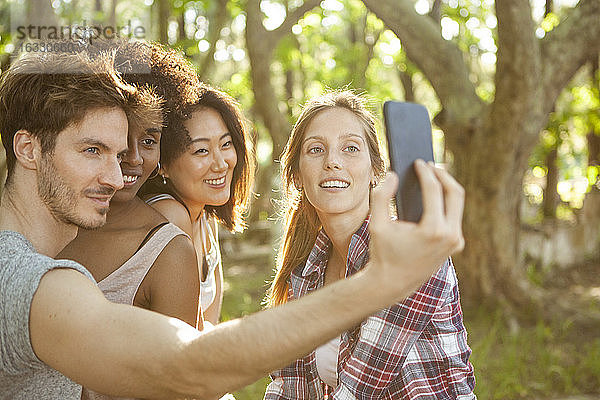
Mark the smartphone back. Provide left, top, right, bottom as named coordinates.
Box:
left=383, top=101, right=434, bottom=222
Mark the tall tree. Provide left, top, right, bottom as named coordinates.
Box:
left=245, top=0, right=321, bottom=157
left=197, top=0, right=229, bottom=79
left=361, top=0, right=600, bottom=319
left=109, top=0, right=117, bottom=28
left=541, top=0, right=558, bottom=219
left=581, top=55, right=600, bottom=258
left=157, top=0, right=170, bottom=43
left=244, top=0, right=321, bottom=220
left=27, top=0, right=58, bottom=39
left=346, top=9, right=383, bottom=90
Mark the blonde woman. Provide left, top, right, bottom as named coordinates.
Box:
left=265, top=91, right=476, bottom=399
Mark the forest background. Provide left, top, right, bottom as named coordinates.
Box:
left=1, top=0, right=599, bottom=398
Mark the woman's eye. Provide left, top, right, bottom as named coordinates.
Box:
left=142, top=138, right=157, bottom=146
left=194, top=148, right=208, bottom=155
left=222, top=140, right=233, bottom=148
left=345, top=145, right=359, bottom=152
left=308, top=146, right=323, bottom=154
left=84, top=147, right=99, bottom=155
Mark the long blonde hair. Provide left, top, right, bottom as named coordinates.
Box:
left=266, top=90, right=386, bottom=307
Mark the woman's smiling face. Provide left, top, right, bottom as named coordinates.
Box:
left=112, top=123, right=161, bottom=204
left=163, top=107, right=237, bottom=213
left=296, top=107, right=374, bottom=219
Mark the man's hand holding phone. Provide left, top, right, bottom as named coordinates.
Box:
left=363, top=100, right=465, bottom=302
left=367, top=163, right=465, bottom=302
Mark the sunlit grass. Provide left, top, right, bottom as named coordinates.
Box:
left=465, top=307, right=600, bottom=399
left=221, top=250, right=274, bottom=399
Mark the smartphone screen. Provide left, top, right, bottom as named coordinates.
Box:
left=383, top=101, right=434, bottom=222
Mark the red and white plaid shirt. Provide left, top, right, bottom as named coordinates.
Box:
left=265, top=217, right=476, bottom=399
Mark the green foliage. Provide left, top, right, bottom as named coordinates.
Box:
left=440, top=0, right=497, bottom=100
left=540, top=12, right=560, bottom=33
left=528, top=67, right=599, bottom=214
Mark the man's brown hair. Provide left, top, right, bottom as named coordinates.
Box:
left=0, top=44, right=162, bottom=185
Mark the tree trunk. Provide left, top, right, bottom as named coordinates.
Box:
left=285, top=69, right=294, bottom=117
left=197, top=0, right=228, bottom=80
left=248, top=160, right=277, bottom=222
left=429, top=0, right=442, bottom=23
left=246, top=5, right=288, bottom=157
left=398, top=69, right=414, bottom=102
left=27, top=0, right=58, bottom=40
left=543, top=147, right=559, bottom=218
left=157, top=0, right=169, bottom=44
left=245, top=0, right=321, bottom=157
left=589, top=132, right=600, bottom=167
left=109, top=0, right=117, bottom=28
left=178, top=11, right=185, bottom=42
left=580, top=56, right=600, bottom=259
left=94, top=0, right=103, bottom=23
left=452, top=118, right=544, bottom=315
left=354, top=15, right=382, bottom=91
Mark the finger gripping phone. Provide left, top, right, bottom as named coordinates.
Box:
left=383, top=101, right=434, bottom=222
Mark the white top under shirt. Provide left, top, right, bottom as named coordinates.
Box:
left=198, top=212, right=220, bottom=312
left=145, top=194, right=220, bottom=312
left=315, top=335, right=340, bottom=388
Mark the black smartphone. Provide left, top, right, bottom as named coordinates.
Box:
left=383, top=101, right=434, bottom=222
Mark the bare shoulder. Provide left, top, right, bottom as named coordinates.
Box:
left=161, top=233, right=197, bottom=262
left=149, top=233, right=198, bottom=279
left=144, top=233, right=200, bottom=327
left=148, top=198, right=193, bottom=236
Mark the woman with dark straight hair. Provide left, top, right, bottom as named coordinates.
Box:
left=140, top=82, right=255, bottom=327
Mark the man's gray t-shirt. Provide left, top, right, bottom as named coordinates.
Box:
left=0, top=230, right=96, bottom=399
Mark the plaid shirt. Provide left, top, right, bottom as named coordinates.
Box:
left=265, top=217, right=476, bottom=399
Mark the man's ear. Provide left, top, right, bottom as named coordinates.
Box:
left=13, top=130, right=41, bottom=171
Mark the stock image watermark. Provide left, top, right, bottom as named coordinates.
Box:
left=11, top=21, right=147, bottom=57
left=6, top=1, right=148, bottom=57
left=3, top=1, right=153, bottom=73
left=14, top=21, right=147, bottom=44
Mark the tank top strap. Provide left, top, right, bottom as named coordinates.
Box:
left=130, top=223, right=189, bottom=269
left=200, top=213, right=219, bottom=254
left=98, top=223, right=189, bottom=305
left=145, top=193, right=177, bottom=205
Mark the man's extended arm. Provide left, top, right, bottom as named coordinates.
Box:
left=30, top=161, right=465, bottom=399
